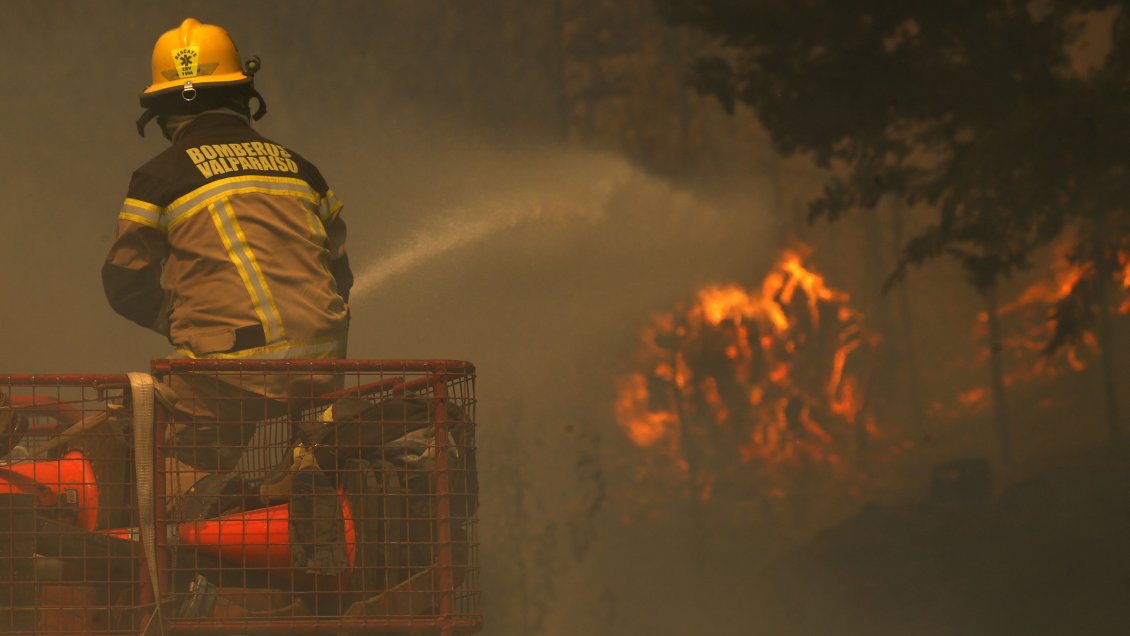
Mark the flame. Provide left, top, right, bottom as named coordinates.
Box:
left=615, top=244, right=881, bottom=503
left=698, top=285, right=758, bottom=326
left=957, top=387, right=988, bottom=407
left=1120, top=250, right=1130, bottom=314
left=614, top=373, right=677, bottom=447
left=995, top=248, right=1084, bottom=318
left=951, top=234, right=1130, bottom=412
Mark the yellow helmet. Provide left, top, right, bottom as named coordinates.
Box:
left=137, top=18, right=266, bottom=136
left=141, top=18, right=252, bottom=103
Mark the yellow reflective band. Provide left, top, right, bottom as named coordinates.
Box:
left=176, top=331, right=347, bottom=360
left=166, top=176, right=318, bottom=231
left=227, top=200, right=287, bottom=343
left=304, top=208, right=347, bottom=320
left=208, top=201, right=285, bottom=344
left=303, top=202, right=328, bottom=244
left=119, top=212, right=161, bottom=229
left=120, top=198, right=165, bottom=230
left=319, top=189, right=343, bottom=222
left=300, top=204, right=346, bottom=320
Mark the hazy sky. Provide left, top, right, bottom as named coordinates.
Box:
left=0, top=5, right=781, bottom=633
left=8, top=5, right=1111, bottom=635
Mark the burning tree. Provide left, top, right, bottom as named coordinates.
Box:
left=950, top=235, right=1130, bottom=441
left=657, top=0, right=1130, bottom=456
left=615, top=246, right=890, bottom=513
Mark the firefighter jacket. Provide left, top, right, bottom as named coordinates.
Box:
left=103, top=113, right=352, bottom=366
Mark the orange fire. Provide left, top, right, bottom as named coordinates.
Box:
left=1002, top=240, right=1120, bottom=371
left=951, top=235, right=1130, bottom=415
left=1119, top=249, right=1130, bottom=314
left=615, top=245, right=881, bottom=501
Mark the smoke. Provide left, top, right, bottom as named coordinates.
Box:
left=0, top=3, right=780, bottom=629
left=12, top=4, right=1116, bottom=636
left=0, top=4, right=867, bottom=633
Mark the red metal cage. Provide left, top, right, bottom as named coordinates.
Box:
left=0, top=374, right=142, bottom=634
left=0, top=361, right=480, bottom=635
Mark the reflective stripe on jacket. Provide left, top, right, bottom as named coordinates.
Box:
left=103, top=113, right=352, bottom=364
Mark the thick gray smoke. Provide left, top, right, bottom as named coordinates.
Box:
left=9, top=4, right=1118, bottom=635
left=0, top=4, right=778, bottom=634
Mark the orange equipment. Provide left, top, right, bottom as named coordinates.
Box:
left=104, top=495, right=358, bottom=585
left=0, top=450, right=100, bottom=531
left=177, top=496, right=357, bottom=582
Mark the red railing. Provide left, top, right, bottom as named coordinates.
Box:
left=152, top=359, right=479, bottom=635
left=0, top=374, right=141, bottom=634
left=0, top=361, right=480, bottom=635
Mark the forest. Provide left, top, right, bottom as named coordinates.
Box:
left=0, top=1, right=1127, bottom=634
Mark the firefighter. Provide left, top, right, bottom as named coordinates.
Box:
left=103, top=18, right=353, bottom=472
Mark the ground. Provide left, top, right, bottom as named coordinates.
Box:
left=747, top=447, right=1130, bottom=635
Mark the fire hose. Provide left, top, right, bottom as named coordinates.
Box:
left=129, top=372, right=164, bottom=636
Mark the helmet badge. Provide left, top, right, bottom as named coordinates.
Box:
left=172, top=46, right=200, bottom=79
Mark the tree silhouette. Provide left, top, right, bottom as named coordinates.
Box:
left=657, top=1, right=1126, bottom=314
left=657, top=0, right=1130, bottom=451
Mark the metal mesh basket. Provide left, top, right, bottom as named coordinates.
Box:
left=152, top=359, right=480, bottom=635
left=0, top=374, right=145, bottom=635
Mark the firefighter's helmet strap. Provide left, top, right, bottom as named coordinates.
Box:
left=249, top=88, right=267, bottom=121
left=136, top=108, right=159, bottom=137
